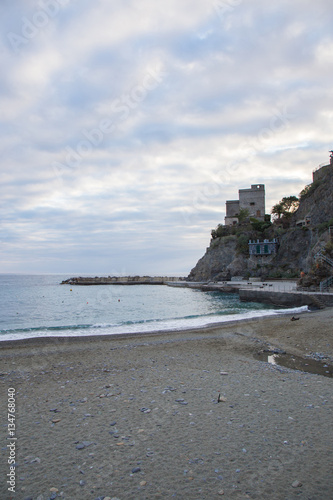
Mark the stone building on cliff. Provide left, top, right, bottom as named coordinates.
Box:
left=225, top=184, right=265, bottom=226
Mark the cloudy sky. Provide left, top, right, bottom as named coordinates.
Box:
left=1, top=0, right=333, bottom=276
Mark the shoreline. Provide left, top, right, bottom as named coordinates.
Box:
left=0, top=306, right=332, bottom=361
left=0, top=304, right=310, bottom=348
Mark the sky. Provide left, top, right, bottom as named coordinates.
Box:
left=1, top=0, right=333, bottom=276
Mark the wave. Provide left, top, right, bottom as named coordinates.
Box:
left=0, top=305, right=309, bottom=342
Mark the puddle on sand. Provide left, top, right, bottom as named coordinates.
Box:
left=256, top=352, right=333, bottom=378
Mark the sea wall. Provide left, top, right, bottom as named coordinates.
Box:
left=239, top=289, right=333, bottom=308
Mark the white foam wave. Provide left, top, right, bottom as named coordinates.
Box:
left=0, top=306, right=309, bottom=342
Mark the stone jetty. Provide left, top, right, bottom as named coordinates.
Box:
left=60, top=276, right=184, bottom=286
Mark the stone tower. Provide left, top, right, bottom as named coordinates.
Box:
left=225, top=184, right=265, bottom=225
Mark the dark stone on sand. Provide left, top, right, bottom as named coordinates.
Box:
left=76, top=441, right=94, bottom=449
left=132, top=467, right=141, bottom=473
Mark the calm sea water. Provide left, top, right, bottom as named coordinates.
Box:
left=0, top=274, right=306, bottom=342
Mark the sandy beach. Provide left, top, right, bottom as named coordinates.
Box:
left=0, top=308, right=332, bottom=500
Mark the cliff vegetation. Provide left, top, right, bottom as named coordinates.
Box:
left=188, top=165, right=333, bottom=283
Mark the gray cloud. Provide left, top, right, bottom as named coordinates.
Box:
left=1, top=0, right=333, bottom=274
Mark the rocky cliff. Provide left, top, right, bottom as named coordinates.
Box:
left=188, top=165, right=333, bottom=282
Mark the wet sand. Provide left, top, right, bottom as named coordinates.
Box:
left=0, top=308, right=332, bottom=499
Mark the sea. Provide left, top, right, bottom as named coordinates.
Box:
left=0, top=274, right=308, bottom=342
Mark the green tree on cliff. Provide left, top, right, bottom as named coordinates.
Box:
left=271, top=196, right=299, bottom=220
left=237, top=207, right=250, bottom=223
left=271, top=202, right=284, bottom=220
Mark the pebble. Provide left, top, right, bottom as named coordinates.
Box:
left=292, top=480, right=302, bottom=488
left=140, top=408, right=151, bottom=413
left=82, top=441, right=94, bottom=447
left=162, top=386, right=176, bottom=393
left=218, top=490, right=225, bottom=496
left=132, top=467, right=141, bottom=474
left=140, top=480, right=147, bottom=486
left=76, top=441, right=94, bottom=450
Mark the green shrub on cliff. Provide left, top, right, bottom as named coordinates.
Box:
left=317, top=218, right=333, bottom=235
left=299, top=180, right=321, bottom=201
left=250, top=219, right=272, bottom=233
left=236, top=234, right=249, bottom=255
left=211, top=224, right=231, bottom=239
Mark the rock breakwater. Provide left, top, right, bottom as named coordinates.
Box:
left=61, top=276, right=184, bottom=285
